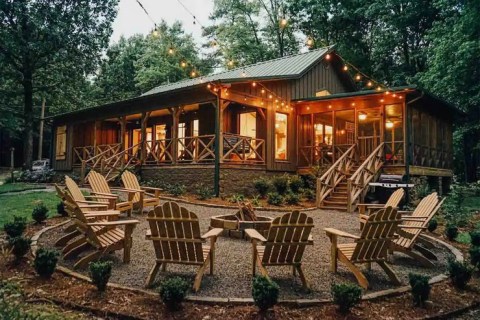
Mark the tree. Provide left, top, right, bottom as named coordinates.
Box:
left=0, top=0, right=118, bottom=168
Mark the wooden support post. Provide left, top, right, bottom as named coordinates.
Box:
left=37, top=97, right=46, bottom=160
left=140, top=112, right=151, bottom=164
left=119, top=117, right=126, bottom=167
left=214, top=94, right=221, bottom=196
left=169, top=107, right=181, bottom=165
left=93, top=121, right=98, bottom=155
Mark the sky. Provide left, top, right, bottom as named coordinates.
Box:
left=110, top=0, right=214, bottom=44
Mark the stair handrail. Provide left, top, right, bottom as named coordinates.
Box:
left=79, top=143, right=121, bottom=184
left=101, top=142, right=142, bottom=181
left=346, top=142, right=385, bottom=212
left=316, top=143, right=357, bottom=207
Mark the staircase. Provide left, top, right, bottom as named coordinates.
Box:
left=320, top=165, right=359, bottom=210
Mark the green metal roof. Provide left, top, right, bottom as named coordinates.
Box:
left=142, top=46, right=333, bottom=96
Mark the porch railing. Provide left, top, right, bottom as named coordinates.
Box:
left=347, top=142, right=385, bottom=212
left=145, top=139, right=174, bottom=165
left=73, top=143, right=121, bottom=166
left=316, top=144, right=357, bottom=207
left=177, top=135, right=216, bottom=163
left=384, top=141, right=404, bottom=165
left=412, top=144, right=451, bottom=169
left=298, top=145, right=333, bottom=168
left=222, top=133, right=265, bottom=164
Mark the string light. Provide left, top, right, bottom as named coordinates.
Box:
left=367, top=81, right=373, bottom=87
left=252, top=82, right=257, bottom=87
left=261, top=89, right=265, bottom=94
left=355, top=74, right=361, bottom=81
left=152, top=29, right=160, bottom=38
left=343, top=65, right=348, bottom=71
left=325, top=53, right=331, bottom=60
left=280, top=18, right=288, bottom=27
left=168, top=47, right=174, bottom=55
left=191, top=70, right=197, bottom=77
left=180, top=61, right=187, bottom=68
left=306, top=38, right=314, bottom=47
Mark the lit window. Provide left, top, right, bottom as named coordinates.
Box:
left=55, top=125, right=67, bottom=160
left=193, top=119, right=199, bottom=137
left=315, top=89, right=331, bottom=97
left=275, top=113, right=288, bottom=160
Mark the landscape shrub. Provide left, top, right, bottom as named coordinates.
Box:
left=267, top=192, right=284, bottom=206
left=17, top=169, right=55, bottom=183
left=228, top=193, right=245, bottom=203
left=288, top=175, right=303, bottom=193
left=56, top=201, right=67, bottom=217
left=469, top=246, right=480, bottom=270
left=250, top=195, right=261, bottom=207
left=285, top=192, right=300, bottom=205
left=301, top=173, right=317, bottom=190
left=271, top=175, right=289, bottom=195
left=3, top=216, right=27, bottom=239
left=253, top=178, right=271, bottom=198
left=158, top=276, right=190, bottom=311
left=303, top=188, right=316, bottom=201
left=331, top=283, right=362, bottom=314
left=32, top=202, right=49, bottom=224
left=445, top=223, right=459, bottom=241
left=166, top=183, right=186, bottom=197
left=252, top=275, right=279, bottom=313
left=194, top=183, right=214, bottom=200
left=469, top=230, right=480, bottom=246
left=89, top=261, right=113, bottom=292
left=447, top=259, right=473, bottom=289
left=427, top=219, right=438, bottom=233
left=442, top=183, right=471, bottom=226
left=34, top=248, right=58, bottom=279
left=8, top=237, right=31, bottom=261
left=408, top=273, right=431, bottom=306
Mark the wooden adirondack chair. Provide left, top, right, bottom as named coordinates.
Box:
left=145, top=202, right=223, bottom=292
left=86, top=170, right=135, bottom=216
left=245, top=211, right=314, bottom=289
left=64, top=176, right=114, bottom=210
left=66, top=195, right=139, bottom=269
left=121, top=170, right=161, bottom=213
left=389, top=192, right=444, bottom=267
left=325, top=206, right=403, bottom=289
left=358, top=188, right=405, bottom=228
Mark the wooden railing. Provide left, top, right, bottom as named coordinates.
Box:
left=78, top=144, right=122, bottom=184
left=73, top=144, right=121, bottom=166
left=384, top=141, right=404, bottom=165
left=347, top=142, right=385, bottom=212
left=177, top=135, right=216, bottom=163
left=222, top=133, right=265, bottom=164
left=358, top=136, right=380, bottom=161
left=316, top=144, right=357, bottom=207
left=412, top=144, right=452, bottom=169
left=101, top=143, right=141, bottom=181
left=298, top=145, right=333, bottom=167
left=145, top=139, right=174, bottom=165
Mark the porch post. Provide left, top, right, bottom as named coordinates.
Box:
left=119, top=116, right=126, bottom=152
left=140, top=112, right=150, bottom=164
left=214, top=92, right=221, bottom=196
left=93, top=121, right=98, bottom=155
left=170, top=107, right=180, bottom=165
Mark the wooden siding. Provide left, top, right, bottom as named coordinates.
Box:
left=52, top=123, right=73, bottom=171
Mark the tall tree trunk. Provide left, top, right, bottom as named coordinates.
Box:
left=23, top=70, right=34, bottom=169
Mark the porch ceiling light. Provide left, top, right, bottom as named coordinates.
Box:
left=358, top=112, right=367, bottom=121
left=385, top=120, right=394, bottom=129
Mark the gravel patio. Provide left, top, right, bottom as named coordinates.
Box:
left=38, top=203, right=453, bottom=300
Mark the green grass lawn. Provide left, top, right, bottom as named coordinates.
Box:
left=0, top=183, right=46, bottom=194
left=465, top=195, right=480, bottom=212
left=0, top=191, right=59, bottom=227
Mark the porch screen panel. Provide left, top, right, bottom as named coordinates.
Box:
left=334, top=110, right=355, bottom=146
left=275, top=113, right=288, bottom=160
left=298, top=114, right=312, bottom=167
left=55, top=125, right=67, bottom=160
left=384, top=104, right=404, bottom=164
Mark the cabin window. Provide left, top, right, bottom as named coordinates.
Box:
left=275, top=113, right=288, bottom=160
left=178, top=122, right=186, bottom=157
left=314, top=113, right=333, bottom=146
left=239, top=112, right=256, bottom=138
left=55, top=125, right=67, bottom=160
left=335, top=110, right=355, bottom=145
left=193, top=119, right=199, bottom=137
left=155, top=124, right=167, bottom=141
left=315, top=89, right=331, bottom=97
left=384, top=104, right=404, bottom=163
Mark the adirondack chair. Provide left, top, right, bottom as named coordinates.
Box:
left=121, top=170, right=161, bottom=213
left=325, top=206, right=403, bottom=289
left=64, top=176, right=113, bottom=210
left=145, top=202, right=223, bottom=292
left=86, top=170, right=135, bottom=216
left=65, top=194, right=139, bottom=269
left=245, top=211, right=314, bottom=289
left=358, top=188, right=405, bottom=229
left=389, top=192, right=444, bottom=267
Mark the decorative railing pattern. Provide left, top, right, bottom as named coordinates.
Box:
left=412, top=144, right=452, bottom=169
left=347, top=142, right=385, bottom=212
left=222, top=133, right=265, bottom=164
left=316, top=144, right=357, bottom=207
left=298, top=145, right=333, bottom=167
left=178, top=135, right=216, bottom=163
left=145, top=139, right=174, bottom=164
left=73, top=144, right=121, bottom=166
left=384, top=141, right=404, bottom=165
left=101, top=143, right=141, bottom=181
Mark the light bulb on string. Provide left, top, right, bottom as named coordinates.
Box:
left=343, top=65, right=348, bottom=71
left=261, top=89, right=265, bottom=94
left=227, top=60, right=234, bottom=67
left=355, top=74, right=361, bottom=81
left=280, top=18, right=288, bottom=27
left=152, top=29, right=160, bottom=38
left=325, top=53, right=331, bottom=60
left=191, top=70, right=197, bottom=77
left=367, top=81, right=373, bottom=87
left=180, top=61, right=187, bottom=68
left=306, top=37, right=314, bottom=47
left=168, top=47, right=174, bottom=55
left=252, top=82, right=257, bottom=87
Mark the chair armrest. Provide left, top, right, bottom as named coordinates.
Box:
left=398, top=225, right=427, bottom=230
left=402, top=217, right=427, bottom=221
left=77, top=200, right=109, bottom=205
left=324, top=228, right=360, bottom=239
left=79, top=204, right=109, bottom=210
left=201, top=228, right=223, bottom=239
left=245, top=229, right=267, bottom=242
left=357, top=203, right=384, bottom=208
left=112, top=187, right=144, bottom=193
left=358, top=214, right=369, bottom=220
left=84, top=211, right=120, bottom=218
left=307, top=234, right=313, bottom=244
left=91, top=191, right=118, bottom=199
left=88, top=219, right=139, bottom=226
left=398, top=210, right=413, bottom=215
left=142, top=186, right=163, bottom=192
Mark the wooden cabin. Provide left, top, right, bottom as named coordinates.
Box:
left=50, top=47, right=460, bottom=210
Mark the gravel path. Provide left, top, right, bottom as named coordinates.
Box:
left=38, top=203, right=452, bottom=299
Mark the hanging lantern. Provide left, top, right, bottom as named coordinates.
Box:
left=358, top=112, right=367, bottom=121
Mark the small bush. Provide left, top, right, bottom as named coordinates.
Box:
left=447, top=259, right=473, bottom=289
left=408, top=273, right=431, bottom=307
left=445, top=223, right=459, bottom=241
left=228, top=193, right=245, bottom=203
left=301, top=173, right=317, bottom=190
left=252, top=276, right=279, bottom=312
left=331, top=283, right=362, bottom=314
left=469, top=246, right=480, bottom=270
left=427, top=219, right=438, bottom=233
left=34, top=248, right=58, bottom=279
left=285, top=192, right=300, bottom=205
left=8, top=237, right=31, bottom=261
left=303, top=188, right=316, bottom=201
left=32, top=203, right=49, bottom=224
left=250, top=195, right=261, bottom=207
left=56, top=202, right=67, bottom=217
left=158, top=277, right=190, bottom=311
left=267, top=192, right=284, bottom=206
left=167, top=183, right=186, bottom=197
left=272, top=175, right=289, bottom=195
left=289, top=175, right=303, bottom=193
left=3, top=216, right=27, bottom=239
left=469, top=230, right=480, bottom=246
left=253, top=178, right=271, bottom=198
left=195, top=183, right=214, bottom=200
left=89, top=261, right=113, bottom=292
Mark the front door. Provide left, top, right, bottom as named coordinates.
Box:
left=357, top=108, right=382, bottom=160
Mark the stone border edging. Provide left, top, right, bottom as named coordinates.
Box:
left=159, top=195, right=318, bottom=212
left=31, top=221, right=464, bottom=308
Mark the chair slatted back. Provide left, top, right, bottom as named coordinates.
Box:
left=385, top=188, right=405, bottom=208
left=262, top=211, right=314, bottom=265
left=351, top=207, right=402, bottom=263
left=87, top=170, right=112, bottom=204
left=65, top=176, right=86, bottom=202
left=121, top=171, right=141, bottom=203
left=55, top=184, right=74, bottom=218
left=147, top=202, right=205, bottom=264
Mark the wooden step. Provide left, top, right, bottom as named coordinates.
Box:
left=319, top=205, right=348, bottom=211
left=323, top=199, right=348, bottom=207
